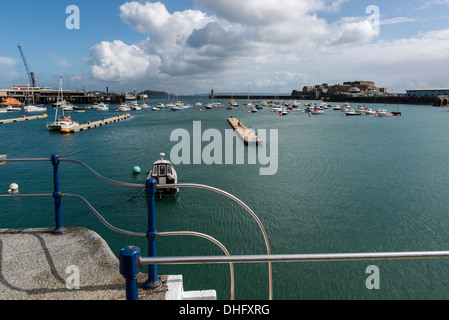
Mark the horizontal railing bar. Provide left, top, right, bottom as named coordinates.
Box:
left=1, top=158, right=51, bottom=162
left=0, top=194, right=53, bottom=198
left=140, top=251, right=449, bottom=265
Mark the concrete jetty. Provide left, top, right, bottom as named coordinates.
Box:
left=0, top=114, right=48, bottom=125
left=227, top=117, right=262, bottom=145
left=0, top=227, right=216, bottom=300
left=63, top=114, right=131, bottom=133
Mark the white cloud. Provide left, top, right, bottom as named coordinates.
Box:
left=89, top=40, right=157, bottom=82
left=87, top=0, right=448, bottom=93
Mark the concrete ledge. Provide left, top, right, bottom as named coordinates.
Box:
left=0, top=227, right=168, bottom=300
left=0, top=227, right=216, bottom=300
left=166, top=275, right=217, bottom=300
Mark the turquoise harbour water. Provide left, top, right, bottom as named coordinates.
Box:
left=2, top=99, right=449, bottom=300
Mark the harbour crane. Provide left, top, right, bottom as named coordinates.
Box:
left=17, top=44, right=36, bottom=88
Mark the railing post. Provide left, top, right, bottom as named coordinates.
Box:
left=144, top=178, right=161, bottom=289
left=51, top=154, right=66, bottom=234
left=119, top=246, right=141, bottom=300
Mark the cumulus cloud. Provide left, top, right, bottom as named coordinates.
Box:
left=87, top=0, right=446, bottom=93
left=90, top=40, right=157, bottom=82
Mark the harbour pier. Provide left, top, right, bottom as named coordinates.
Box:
left=0, top=114, right=48, bottom=125
left=62, top=114, right=131, bottom=133
left=227, top=117, right=262, bottom=145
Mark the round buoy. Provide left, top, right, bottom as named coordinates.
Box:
left=132, top=166, right=141, bottom=174
left=309, top=114, right=312, bottom=118
left=8, top=183, right=18, bottom=193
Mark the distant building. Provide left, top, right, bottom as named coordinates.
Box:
left=406, top=88, right=449, bottom=98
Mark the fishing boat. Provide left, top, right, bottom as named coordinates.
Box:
left=147, top=153, right=178, bottom=198
left=47, top=77, right=79, bottom=131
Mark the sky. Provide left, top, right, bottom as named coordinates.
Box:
left=0, top=0, right=448, bottom=95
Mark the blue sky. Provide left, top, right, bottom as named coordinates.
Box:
left=1, top=0, right=448, bottom=94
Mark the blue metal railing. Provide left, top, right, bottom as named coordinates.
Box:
left=0, top=154, right=273, bottom=300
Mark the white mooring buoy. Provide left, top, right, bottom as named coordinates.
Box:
left=8, top=183, right=18, bottom=193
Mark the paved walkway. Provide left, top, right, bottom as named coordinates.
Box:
left=0, top=227, right=167, bottom=300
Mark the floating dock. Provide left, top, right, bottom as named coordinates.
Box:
left=63, top=114, right=131, bottom=133
left=0, top=114, right=48, bottom=125
left=227, top=117, right=262, bottom=145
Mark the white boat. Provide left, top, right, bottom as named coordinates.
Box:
left=97, top=103, right=109, bottom=111
left=333, top=105, right=342, bottom=110
left=376, top=108, right=391, bottom=117
left=24, top=105, right=47, bottom=112
left=272, top=106, right=282, bottom=112
left=341, top=103, right=351, bottom=112
left=204, top=104, right=213, bottom=109
left=152, top=106, right=160, bottom=111
left=310, top=107, right=325, bottom=115
left=117, top=104, right=131, bottom=111
left=148, top=153, right=178, bottom=198
left=47, top=77, right=79, bottom=131
left=61, top=104, right=74, bottom=111
left=140, top=103, right=151, bottom=109
left=344, top=110, right=362, bottom=116
left=6, top=106, right=21, bottom=112
left=131, top=104, right=141, bottom=110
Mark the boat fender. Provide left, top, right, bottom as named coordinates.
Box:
left=22, top=115, right=25, bottom=118
left=88, top=121, right=91, bottom=125
left=168, top=174, right=174, bottom=180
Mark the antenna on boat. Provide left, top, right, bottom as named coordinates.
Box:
left=160, top=153, right=165, bottom=160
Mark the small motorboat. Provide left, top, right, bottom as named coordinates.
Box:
left=147, top=153, right=178, bottom=198
left=344, top=110, right=362, bottom=116
left=24, top=105, right=47, bottom=112
left=117, top=104, right=131, bottom=111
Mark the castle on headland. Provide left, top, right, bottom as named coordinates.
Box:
left=292, top=81, right=388, bottom=100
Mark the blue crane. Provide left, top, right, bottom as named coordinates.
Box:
left=17, top=44, right=36, bottom=88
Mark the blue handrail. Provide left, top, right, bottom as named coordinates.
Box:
left=1, top=154, right=261, bottom=300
